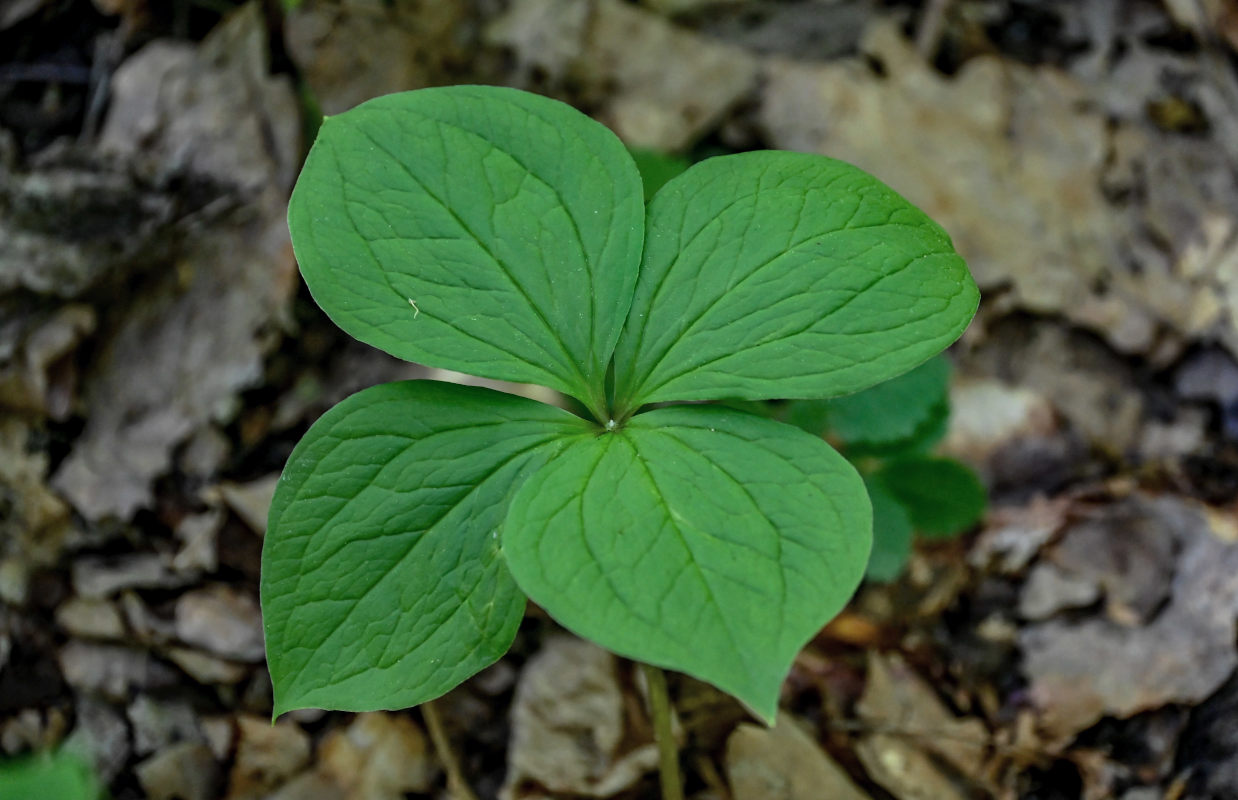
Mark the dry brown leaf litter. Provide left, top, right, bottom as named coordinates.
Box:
left=2, top=1, right=1238, bottom=798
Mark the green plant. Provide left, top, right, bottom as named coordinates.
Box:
left=0, top=750, right=103, bottom=800
left=775, top=356, right=987, bottom=580
left=261, top=85, right=978, bottom=727
left=627, top=147, right=689, bottom=202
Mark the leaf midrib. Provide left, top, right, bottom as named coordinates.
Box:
left=351, top=125, right=597, bottom=405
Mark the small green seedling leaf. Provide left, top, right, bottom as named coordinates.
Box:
left=262, top=380, right=589, bottom=715
left=779, top=356, right=951, bottom=454
left=872, top=456, right=987, bottom=538
left=820, top=355, right=951, bottom=449
left=289, top=86, right=644, bottom=420
left=777, top=358, right=977, bottom=579
left=864, top=477, right=914, bottom=582
left=0, top=750, right=102, bottom=800
left=612, top=152, right=979, bottom=414
left=502, top=406, right=871, bottom=721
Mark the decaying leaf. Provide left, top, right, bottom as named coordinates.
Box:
left=725, top=717, right=872, bottom=800
left=1021, top=495, right=1238, bottom=741
left=501, top=636, right=659, bottom=799
left=0, top=304, right=95, bottom=417
left=856, top=653, right=991, bottom=789
left=228, top=716, right=311, bottom=800
left=51, top=4, right=299, bottom=521
left=758, top=18, right=1238, bottom=361
left=488, top=0, right=759, bottom=150
left=0, top=419, right=73, bottom=600
left=285, top=0, right=471, bottom=116
left=316, top=713, right=435, bottom=799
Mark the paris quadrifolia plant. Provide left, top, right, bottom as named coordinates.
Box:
left=260, top=87, right=979, bottom=733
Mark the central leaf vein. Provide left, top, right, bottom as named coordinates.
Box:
left=351, top=127, right=593, bottom=400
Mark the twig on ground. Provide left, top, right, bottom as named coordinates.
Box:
left=915, top=0, right=954, bottom=60
left=422, top=699, right=480, bottom=800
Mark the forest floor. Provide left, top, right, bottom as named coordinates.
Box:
left=3, top=1, right=1238, bottom=798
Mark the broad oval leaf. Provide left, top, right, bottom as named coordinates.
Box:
left=289, top=86, right=644, bottom=419
left=261, top=380, right=590, bottom=716
left=612, top=151, right=979, bottom=413
left=872, top=456, right=988, bottom=538
left=502, top=405, right=871, bottom=721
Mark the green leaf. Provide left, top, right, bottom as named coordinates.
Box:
left=289, top=86, right=644, bottom=420
left=864, top=477, right=913, bottom=582
left=872, top=456, right=987, bottom=538
left=612, top=152, right=979, bottom=414
left=0, top=751, right=102, bottom=800
left=822, top=355, right=951, bottom=450
left=849, top=398, right=948, bottom=458
left=782, top=395, right=947, bottom=455
left=628, top=147, right=689, bottom=203
left=261, top=380, right=590, bottom=715
left=779, top=399, right=833, bottom=438
left=503, top=405, right=871, bottom=721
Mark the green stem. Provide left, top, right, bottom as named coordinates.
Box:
left=640, top=663, right=684, bottom=800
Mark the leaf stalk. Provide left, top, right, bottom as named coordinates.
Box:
left=640, top=662, right=684, bottom=800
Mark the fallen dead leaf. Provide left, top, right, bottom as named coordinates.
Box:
left=213, top=475, right=280, bottom=537
left=317, top=712, right=435, bottom=800
left=55, top=597, right=126, bottom=640
left=228, top=715, right=311, bottom=800
left=969, top=496, right=1071, bottom=575
left=52, top=3, right=299, bottom=521
left=1045, top=504, right=1176, bottom=625
left=0, top=418, right=72, bottom=584
left=61, top=696, right=131, bottom=784
left=72, top=553, right=182, bottom=599
left=854, top=734, right=970, bottom=800
left=941, top=378, right=1057, bottom=467
left=285, top=0, right=469, bottom=116
left=856, top=653, right=991, bottom=786
left=488, top=0, right=759, bottom=150
left=135, top=741, right=219, bottom=800
left=757, top=17, right=1238, bottom=362
left=127, top=696, right=204, bottom=757
left=1020, top=495, right=1238, bottom=741
left=1017, top=562, right=1102, bottom=621
left=163, top=647, right=248, bottom=686
left=59, top=640, right=176, bottom=702
left=725, top=716, right=872, bottom=800
left=173, top=510, right=223, bottom=574
left=174, top=585, right=264, bottom=663
left=501, top=636, right=660, bottom=798
left=0, top=304, right=95, bottom=418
